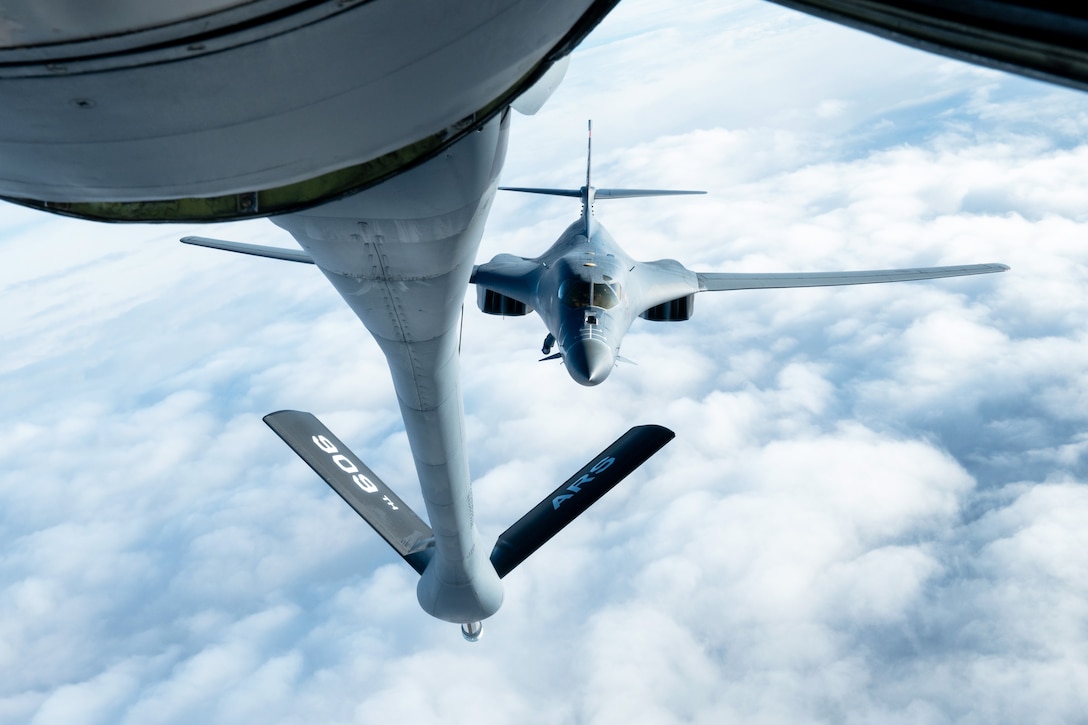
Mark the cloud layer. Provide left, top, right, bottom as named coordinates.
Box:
left=2, top=1, right=1087, bottom=722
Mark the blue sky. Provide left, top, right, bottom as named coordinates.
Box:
left=2, top=1, right=1088, bottom=722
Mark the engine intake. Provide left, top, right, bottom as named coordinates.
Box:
left=478, top=287, right=530, bottom=316
left=640, top=294, right=694, bottom=321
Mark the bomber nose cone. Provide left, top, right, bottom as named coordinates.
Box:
left=565, top=339, right=614, bottom=386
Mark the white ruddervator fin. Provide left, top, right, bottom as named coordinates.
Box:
left=180, top=235, right=313, bottom=264
left=696, top=263, right=1009, bottom=291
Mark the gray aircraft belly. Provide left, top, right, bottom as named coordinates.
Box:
left=270, top=114, right=510, bottom=623
left=0, top=0, right=613, bottom=213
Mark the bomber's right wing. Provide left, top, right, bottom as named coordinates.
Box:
left=697, top=263, right=1009, bottom=292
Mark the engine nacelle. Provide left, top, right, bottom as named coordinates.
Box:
left=477, top=287, right=531, bottom=316
left=640, top=294, right=694, bottom=321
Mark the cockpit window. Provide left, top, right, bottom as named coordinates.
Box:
left=559, top=279, right=620, bottom=309
left=560, top=280, right=592, bottom=308
left=593, top=283, right=619, bottom=309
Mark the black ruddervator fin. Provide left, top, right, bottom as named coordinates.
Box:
left=266, top=411, right=673, bottom=580
left=490, top=424, right=675, bottom=578
left=264, top=410, right=433, bottom=574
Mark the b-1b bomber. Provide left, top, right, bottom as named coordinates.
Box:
left=471, top=122, right=1008, bottom=386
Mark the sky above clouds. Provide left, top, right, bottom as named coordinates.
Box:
left=3, top=1, right=1088, bottom=723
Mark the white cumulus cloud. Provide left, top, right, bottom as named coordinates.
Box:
left=2, top=0, right=1088, bottom=723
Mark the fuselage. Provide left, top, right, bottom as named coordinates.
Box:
left=474, top=203, right=699, bottom=386
left=271, top=114, right=511, bottom=624
left=533, top=220, right=633, bottom=385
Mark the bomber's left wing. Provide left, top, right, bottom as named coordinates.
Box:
left=470, top=254, right=544, bottom=314
left=697, top=263, right=1009, bottom=292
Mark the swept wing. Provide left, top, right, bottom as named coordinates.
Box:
left=696, top=263, right=1009, bottom=292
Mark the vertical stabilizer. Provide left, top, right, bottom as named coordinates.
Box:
left=499, top=121, right=704, bottom=213
left=582, top=120, right=595, bottom=235
left=586, top=119, right=593, bottom=191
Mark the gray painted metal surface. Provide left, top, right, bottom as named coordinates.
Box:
left=270, top=114, right=512, bottom=623
left=0, top=1, right=271, bottom=47
left=0, top=0, right=615, bottom=214
left=4, top=1, right=1088, bottom=214
left=769, top=1, right=1088, bottom=93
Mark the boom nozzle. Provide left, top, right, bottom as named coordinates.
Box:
left=461, top=621, right=483, bottom=642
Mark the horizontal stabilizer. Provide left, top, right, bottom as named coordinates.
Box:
left=697, top=263, right=1009, bottom=291
left=499, top=186, right=582, bottom=198
left=264, top=410, right=433, bottom=574
left=499, top=187, right=705, bottom=200
left=181, top=236, right=314, bottom=264
left=595, top=189, right=706, bottom=199
left=490, top=424, right=675, bottom=578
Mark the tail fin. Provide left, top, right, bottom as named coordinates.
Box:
left=264, top=410, right=434, bottom=574
left=586, top=119, right=592, bottom=190
left=499, top=120, right=705, bottom=202
left=490, top=424, right=674, bottom=578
